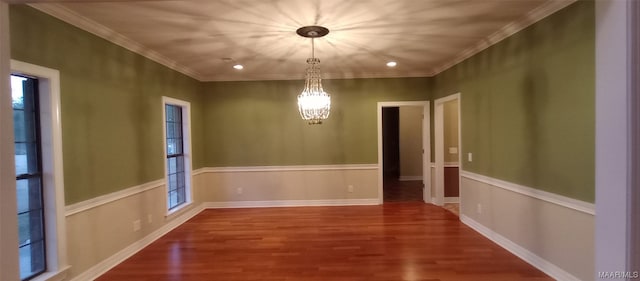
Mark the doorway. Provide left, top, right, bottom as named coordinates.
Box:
left=434, top=94, right=461, bottom=211
left=377, top=101, right=430, bottom=204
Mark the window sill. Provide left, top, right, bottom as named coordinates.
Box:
left=165, top=201, right=193, bottom=219
left=31, top=265, right=70, bottom=281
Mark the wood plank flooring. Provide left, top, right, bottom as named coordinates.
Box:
left=97, top=203, right=553, bottom=281
left=383, top=179, right=423, bottom=202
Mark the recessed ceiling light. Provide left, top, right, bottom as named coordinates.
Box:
left=386, top=61, right=397, bottom=67
left=233, top=64, right=244, bottom=70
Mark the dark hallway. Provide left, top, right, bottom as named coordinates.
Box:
left=382, top=107, right=423, bottom=202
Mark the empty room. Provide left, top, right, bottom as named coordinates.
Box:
left=0, top=0, right=637, bottom=281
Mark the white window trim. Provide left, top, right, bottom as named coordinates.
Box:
left=11, top=60, right=70, bottom=281
left=161, top=96, right=193, bottom=217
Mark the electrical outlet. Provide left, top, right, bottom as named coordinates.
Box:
left=347, top=185, right=354, bottom=193
left=133, top=220, right=141, bottom=232
left=236, top=187, right=243, bottom=195
left=468, top=153, right=473, bottom=162
left=449, top=147, right=458, bottom=154
left=476, top=204, right=482, bottom=214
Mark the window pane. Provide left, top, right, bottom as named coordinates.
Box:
left=167, top=122, right=176, bottom=139
left=166, top=105, right=174, bottom=121
left=176, top=156, right=184, bottom=172
left=165, top=103, right=188, bottom=211
left=13, top=75, right=46, bottom=281
left=29, top=240, right=46, bottom=274
left=14, top=109, right=26, bottom=142
left=177, top=172, right=185, bottom=189
left=26, top=142, right=39, bottom=174
left=15, top=142, right=40, bottom=176
left=175, top=139, right=183, bottom=154
left=28, top=210, right=44, bottom=242
left=168, top=174, right=177, bottom=191
left=17, top=178, right=42, bottom=214
left=19, top=245, right=32, bottom=279
left=28, top=178, right=43, bottom=211
left=168, top=191, right=178, bottom=209
left=166, top=122, right=174, bottom=138
left=176, top=187, right=185, bottom=205
left=15, top=143, right=27, bottom=175
left=168, top=157, right=177, bottom=174
left=18, top=212, right=31, bottom=246
left=175, top=108, right=182, bottom=123
left=17, top=180, right=29, bottom=213
left=19, top=240, right=45, bottom=280
left=20, top=111, right=37, bottom=143
left=11, top=76, right=26, bottom=110
left=167, top=138, right=176, bottom=155
left=18, top=210, right=44, bottom=247
left=174, top=122, right=182, bottom=138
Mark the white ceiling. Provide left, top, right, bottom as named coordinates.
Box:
left=28, top=0, right=575, bottom=81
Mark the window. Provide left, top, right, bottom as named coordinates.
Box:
left=13, top=75, right=46, bottom=280
left=10, top=60, right=68, bottom=281
left=163, top=98, right=192, bottom=213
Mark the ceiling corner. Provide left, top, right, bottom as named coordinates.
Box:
left=29, top=3, right=206, bottom=81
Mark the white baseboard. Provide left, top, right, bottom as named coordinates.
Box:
left=429, top=197, right=459, bottom=204
left=399, top=176, right=423, bottom=181
left=70, top=199, right=578, bottom=281
left=204, top=199, right=379, bottom=209
left=460, top=214, right=581, bottom=281
left=444, top=197, right=459, bottom=203
left=200, top=164, right=378, bottom=173
left=429, top=162, right=460, bottom=168
left=69, top=204, right=204, bottom=281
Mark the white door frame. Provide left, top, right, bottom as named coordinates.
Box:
left=433, top=93, right=461, bottom=206
left=594, top=0, right=637, bottom=274
left=377, top=101, right=431, bottom=204
left=630, top=0, right=640, bottom=270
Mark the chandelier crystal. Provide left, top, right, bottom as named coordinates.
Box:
left=296, top=26, right=331, bottom=125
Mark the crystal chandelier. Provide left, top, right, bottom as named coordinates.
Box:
left=296, top=26, right=331, bottom=125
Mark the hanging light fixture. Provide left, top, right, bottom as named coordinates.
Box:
left=296, top=26, right=331, bottom=125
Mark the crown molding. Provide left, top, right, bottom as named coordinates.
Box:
left=202, top=70, right=438, bottom=82
left=30, top=3, right=207, bottom=81
left=30, top=0, right=575, bottom=82
left=429, top=0, right=577, bottom=76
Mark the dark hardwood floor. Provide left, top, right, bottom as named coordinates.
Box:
left=383, top=179, right=423, bottom=202
left=97, top=203, right=552, bottom=281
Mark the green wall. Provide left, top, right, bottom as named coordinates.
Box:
left=432, top=1, right=595, bottom=202
left=9, top=1, right=595, bottom=204
left=10, top=5, right=204, bottom=204
left=202, top=78, right=430, bottom=166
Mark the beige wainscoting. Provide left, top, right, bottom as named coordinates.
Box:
left=63, top=165, right=378, bottom=280
left=194, top=165, right=379, bottom=207
left=65, top=180, right=202, bottom=280
left=62, top=167, right=592, bottom=281
left=459, top=172, right=595, bottom=281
